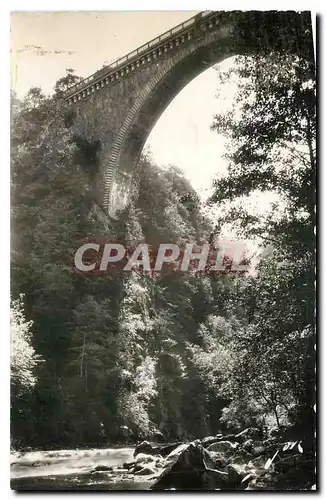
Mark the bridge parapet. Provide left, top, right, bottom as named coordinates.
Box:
left=63, top=11, right=223, bottom=103
left=64, top=10, right=312, bottom=106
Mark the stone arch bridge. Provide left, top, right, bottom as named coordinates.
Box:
left=63, top=10, right=313, bottom=217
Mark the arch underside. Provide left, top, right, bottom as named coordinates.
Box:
left=120, top=45, right=238, bottom=177
left=105, top=30, right=239, bottom=215
left=104, top=13, right=313, bottom=216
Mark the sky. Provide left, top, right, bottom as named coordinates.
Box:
left=10, top=11, right=236, bottom=198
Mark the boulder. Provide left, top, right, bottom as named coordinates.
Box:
left=165, top=443, right=189, bottom=460
left=202, top=447, right=224, bottom=471
left=232, top=450, right=252, bottom=461
left=252, top=445, right=266, bottom=456
left=135, top=453, right=157, bottom=464
left=150, top=441, right=228, bottom=490
left=227, top=464, right=244, bottom=487
left=155, top=457, right=166, bottom=468
left=204, top=468, right=229, bottom=490
left=122, top=461, right=135, bottom=469
left=133, top=440, right=153, bottom=457
left=154, top=442, right=183, bottom=458
left=246, top=456, right=266, bottom=469
left=241, top=439, right=254, bottom=452
left=91, top=471, right=111, bottom=479
left=244, top=479, right=258, bottom=490
left=152, top=430, right=165, bottom=442
left=241, top=472, right=258, bottom=487
left=207, top=440, right=239, bottom=453
left=263, top=437, right=278, bottom=447
left=208, top=451, right=228, bottom=470
left=150, top=442, right=203, bottom=489
left=273, top=453, right=308, bottom=474
left=223, top=433, right=237, bottom=442
left=235, top=427, right=262, bottom=442
left=134, top=465, right=157, bottom=476
left=91, top=465, right=113, bottom=472
left=201, top=435, right=223, bottom=447
left=247, top=471, right=275, bottom=490
left=129, top=463, right=144, bottom=474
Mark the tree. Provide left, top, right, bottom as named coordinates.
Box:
left=208, top=47, right=315, bottom=446
left=54, top=68, right=83, bottom=95
left=210, top=50, right=315, bottom=253
left=11, top=81, right=223, bottom=446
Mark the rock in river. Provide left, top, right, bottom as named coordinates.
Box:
left=150, top=441, right=228, bottom=490
left=134, top=466, right=158, bottom=476
left=207, top=440, right=239, bottom=453
left=133, top=441, right=153, bottom=457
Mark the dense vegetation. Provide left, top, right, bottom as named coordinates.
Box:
left=11, top=43, right=315, bottom=466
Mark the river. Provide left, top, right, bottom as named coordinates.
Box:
left=11, top=447, right=153, bottom=490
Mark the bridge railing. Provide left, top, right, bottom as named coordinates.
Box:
left=63, top=10, right=214, bottom=98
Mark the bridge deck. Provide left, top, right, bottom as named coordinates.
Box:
left=63, top=10, right=214, bottom=99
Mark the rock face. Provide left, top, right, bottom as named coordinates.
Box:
left=155, top=443, right=183, bottom=458
left=201, top=435, right=223, bottom=447
left=12, top=430, right=313, bottom=490
left=133, top=441, right=153, bottom=457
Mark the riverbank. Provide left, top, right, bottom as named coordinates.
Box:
left=10, top=430, right=316, bottom=491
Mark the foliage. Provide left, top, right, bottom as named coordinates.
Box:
left=10, top=77, right=223, bottom=446
left=207, top=49, right=315, bottom=444
left=11, top=295, right=41, bottom=396
left=10, top=44, right=315, bottom=462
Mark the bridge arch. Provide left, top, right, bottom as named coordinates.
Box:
left=64, top=11, right=313, bottom=217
